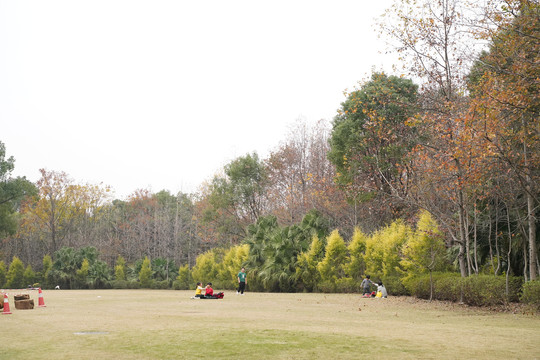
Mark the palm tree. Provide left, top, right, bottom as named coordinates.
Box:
left=89, top=261, right=111, bottom=289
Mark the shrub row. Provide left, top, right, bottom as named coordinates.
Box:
left=520, top=280, right=540, bottom=310
left=403, top=273, right=523, bottom=306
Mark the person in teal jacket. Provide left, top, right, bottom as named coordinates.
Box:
left=237, top=267, right=247, bottom=295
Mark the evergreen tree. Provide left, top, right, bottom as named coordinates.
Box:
left=115, top=255, right=126, bottom=281
left=42, top=255, right=52, bottom=288
left=0, top=261, right=6, bottom=288
left=139, top=256, right=153, bottom=288
left=175, top=264, right=192, bottom=290
left=6, top=256, right=25, bottom=288
left=318, top=230, right=347, bottom=291
left=296, top=235, right=325, bottom=292
left=22, top=265, right=36, bottom=287
left=345, top=227, right=368, bottom=281
left=401, top=210, right=448, bottom=300
left=75, top=259, right=90, bottom=289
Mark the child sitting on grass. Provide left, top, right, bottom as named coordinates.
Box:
left=375, top=281, right=388, bottom=298
left=191, top=282, right=205, bottom=299
left=205, top=283, right=214, bottom=297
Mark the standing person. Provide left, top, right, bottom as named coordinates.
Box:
left=237, top=267, right=247, bottom=295
left=361, top=275, right=373, bottom=297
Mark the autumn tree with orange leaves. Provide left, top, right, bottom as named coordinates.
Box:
left=379, top=0, right=495, bottom=277
left=466, top=0, right=539, bottom=280
left=18, top=169, right=111, bottom=255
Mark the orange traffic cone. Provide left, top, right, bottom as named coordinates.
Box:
left=38, top=288, right=46, bottom=307
left=2, top=293, right=12, bottom=315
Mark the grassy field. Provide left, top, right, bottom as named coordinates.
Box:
left=1, top=289, right=538, bottom=359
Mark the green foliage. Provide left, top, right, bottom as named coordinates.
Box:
left=520, top=280, right=540, bottom=310
left=204, top=152, right=268, bottom=243
left=51, top=247, right=79, bottom=288
left=244, top=215, right=279, bottom=291
left=0, top=261, right=6, bottom=288
left=127, top=280, right=140, bottom=289
left=217, top=244, right=249, bottom=289
left=22, top=265, right=35, bottom=287
left=88, top=260, right=111, bottom=289
left=317, top=230, right=347, bottom=291
left=345, top=227, right=368, bottom=280
left=258, top=227, right=300, bottom=292
left=75, top=258, right=90, bottom=289
left=404, top=273, right=523, bottom=306
left=403, top=272, right=463, bottom=302
left=138, top=256, right=153, bottom=288
left=42, top=255, right=52, bottom=288
left=245, top=211, right=331, bottom=292
left=335, top=277, right=360, bottom=293
left=110, top=280, right=130, bottom=289
left=365, top=219, right=410, bottom=279
left=152, top=280, right=169, bottom=289
left=173, top=264, right=192, bottom=290
left=401, top=210, right=448, bottom=281
left=223, top=152, right=267, bottom=217
left=6, top=256, right=25, bottom=288
left=115, top=255, right=126, bottom=281
left=0, top=141, right=38, bottom=237
left=296, top=235, right=325, bottom=292
left=128, top=259, right=144, bottom=281
left=48, top=246, right=105, bottom=289
left=191, top=248, right=223, bottom=286
left=328, top=73, right=418, bottom=197
left=380, top=276, right=408, bottom=296
left=151, top=258, right=177, bottom=282
left=462, top=275, right=522, bottom=306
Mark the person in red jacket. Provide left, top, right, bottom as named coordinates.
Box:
left=205, top=283, right=214, bottom=297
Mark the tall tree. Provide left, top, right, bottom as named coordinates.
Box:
left=401, top=210, right=448, bottom=300
left=345, top=227, right=368, bottom=281
left=296, top=235, right=325, bottom=292
left=266, top=119, right=353, bottom=232
left=5, top=256, right=25, bottom=288
left=138, top=256, right=153, bottom=288
left=19, top=169, right=110, bottom=255
left=0, top=141, right=36, bottom=238
left=317, top=230, right=348, bottom=290
left=202, top=153, right=268, bottom=244
left=329, top=72, right=419, bottom=225
left=466, top=0, right=539, bottom=279
left=378, top=0, right=486, bottom=277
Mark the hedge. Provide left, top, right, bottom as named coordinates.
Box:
left=403, top=273, right=523, bottom=306
left=520, top=280, right=540, bottom=310
left=381, top=276, right=409, bottom=296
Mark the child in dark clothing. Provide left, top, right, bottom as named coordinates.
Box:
left=361, top=275, right=373, bottom=297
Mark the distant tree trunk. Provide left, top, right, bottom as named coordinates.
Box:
left=523, top=240, right=528, bottom=282
left=429, top=270, right=434, bottom=302
left=494, top=201, right=501, bottom=276
left=523, top=116, right=537, bottom=281
left=505, top=202, right=512, bottom=297
left=473, top=203, right=479, bottom=274
left=526, top=191, right=537, bottom=281
left=457, top=188, right=468, bottom=277
left=488, top=215, right=494, bottom=273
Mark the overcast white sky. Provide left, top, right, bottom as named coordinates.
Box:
left=1, top=0, right=396, bottom=199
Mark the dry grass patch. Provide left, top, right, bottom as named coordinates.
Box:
left=1, top=290, right=538, bottom=359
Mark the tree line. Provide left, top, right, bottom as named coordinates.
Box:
left=0, top=0, right=538, bottom=305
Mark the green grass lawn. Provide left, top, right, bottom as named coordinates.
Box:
left=1, top=289, right=538, bottom=359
